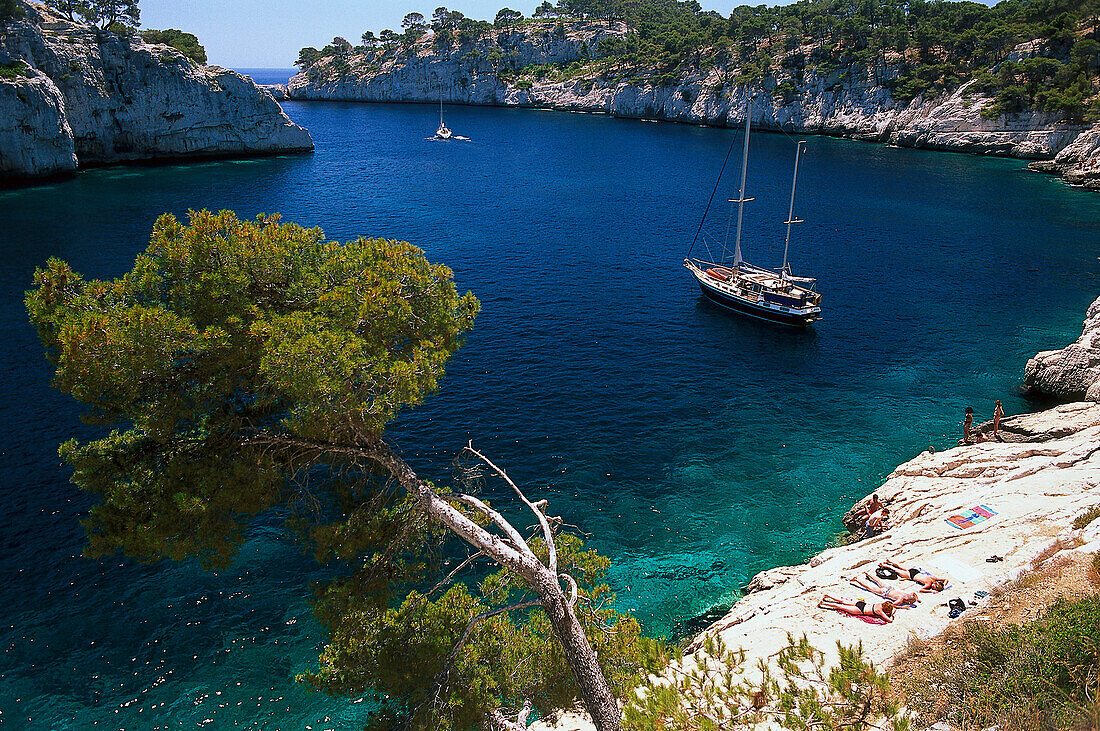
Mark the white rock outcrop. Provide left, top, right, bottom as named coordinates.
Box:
left=0, top=66, right=75, bottom=177
left=687, top=401, right=1100, bottom=666
left=290, top=22, right=1100, bottom=189
left=1029, top=128, right=1100, bottom=190
left=1025, top=294, right=1100, bottom=401
left=0, top=2, right=312, bottom=180
left=533, top=402, right=1100, bottom=730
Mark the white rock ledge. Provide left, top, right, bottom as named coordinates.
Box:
left=534, top=401, right=1100, bottom=731
left=690, top=401, right=1100, bottom=664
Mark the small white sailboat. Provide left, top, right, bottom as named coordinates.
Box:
left=684, top=102, right=822, bottom=327
left=435, top=95, right=452, bottom=140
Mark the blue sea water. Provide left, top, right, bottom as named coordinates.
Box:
left=235, top=68, right=298, bottom=86
left=1, top=96, right=1100, bottom=728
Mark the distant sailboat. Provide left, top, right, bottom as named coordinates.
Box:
left=436, top=94, right=452, bottom=140
left=684, top=102, right=822, bottom=327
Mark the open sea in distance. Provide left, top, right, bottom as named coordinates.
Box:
left=1, top=80, right=1100, bottom=728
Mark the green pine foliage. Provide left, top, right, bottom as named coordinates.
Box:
left=622, top=633, right=910, bottom=730
left=26, top=210, right=659, bottom=729
left=26, top=209, right=478, bottom=567
left=140, top=28, right=207, bottom=64
left=303, top=534, right=665, bottom=730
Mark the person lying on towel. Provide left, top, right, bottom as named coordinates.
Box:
left=817, top=594, right=895, bottom=623
left=879, top=558, right=947, bottom=593
left=850, top=571, right=919, bottom=606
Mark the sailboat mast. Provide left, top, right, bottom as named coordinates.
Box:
left=440, top=95, right=444, bottom=126
left=732, top=100, right=752, bottom=267
left=781, top=140, right=807, bottom=278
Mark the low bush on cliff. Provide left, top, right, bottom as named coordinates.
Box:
left=1072, top=503, right=1100, bottom=529
left=0, top=59, right=30, bottom=79
left=141, top=28, right=207, bottom=64
left=898, top=595, right=1100, bottom=731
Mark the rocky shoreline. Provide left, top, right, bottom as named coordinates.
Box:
left=288, top=21, right=1100, bottom=191
left=0, top=2, right=313, bottom=182
left=534, top=299, right=1100, bottom=730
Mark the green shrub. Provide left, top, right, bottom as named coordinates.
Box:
left=0, top=60, right=30, bottom=79
left=142, top=29, right=207, bottom=64
left=1072, top=505, right=1100, bottom=530
left=901, top=595, right=1100, bottom=730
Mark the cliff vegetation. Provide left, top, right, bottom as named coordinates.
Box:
left=296, top=0, right=1100, bottom=122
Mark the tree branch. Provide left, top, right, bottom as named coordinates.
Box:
left=560, top=572, right=579, bottom=609
left=425, top=549, right=485, bottom=601
left=463, top=443, right=559, bottom=575
left=452, top=493, right=534, bottom=557
left=248, top=434, right=542, bottom=582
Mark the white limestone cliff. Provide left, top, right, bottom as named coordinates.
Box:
left=0, top=66, right=75, bottom=177
left=289, top=24, right=1099, bottom=189
left=0, top=2, right=313, bottom=181
left=1029, top=127, right=1100, bottom=190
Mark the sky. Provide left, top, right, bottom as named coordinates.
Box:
left=139, top=0, right=737, bottom=68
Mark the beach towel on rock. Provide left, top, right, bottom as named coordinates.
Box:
left=854, top=614, right=889, bottom=625
left=945, top=504, right=997, bottom=530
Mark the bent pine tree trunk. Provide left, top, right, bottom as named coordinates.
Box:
left=369, top=439, right=622, bottom=731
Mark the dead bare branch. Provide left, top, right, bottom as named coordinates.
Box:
left=463, top=443, right=559, bottom=575
left=453, top=494, right=534, bottom=557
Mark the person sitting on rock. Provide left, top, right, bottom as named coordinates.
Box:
left=850, top=494, right=884, bottom=533
left=849, top=571, right=919, bottom=607
left=865, top=507, right=890, bottom=534
left=879, top=559, right=947, bottom=593
left=860, top=493, right=883, bottom=518
left=817, top=594, right=895, bottom=623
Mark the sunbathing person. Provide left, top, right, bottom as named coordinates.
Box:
left=817, top=594, right=895, bottom=623
left=879, top=559, right=946, bottom=592
left=850, top=571, right=919, bottom=606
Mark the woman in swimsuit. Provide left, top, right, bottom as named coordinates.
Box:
left=993, top=400, right=1004, bottom=440
left=850, top=571, right=919, bottom=606
left=879, top=558, right=946, bottom=592
left=817, top=594, right=895, bottom=623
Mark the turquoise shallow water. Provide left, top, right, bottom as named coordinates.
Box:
left=1, top=99, right=1099, bottom=728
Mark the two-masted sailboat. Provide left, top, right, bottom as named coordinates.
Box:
left=684, top=105, right=822, bottom=327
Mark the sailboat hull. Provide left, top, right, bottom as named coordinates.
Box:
left=691, top=267, right=820, bottom=328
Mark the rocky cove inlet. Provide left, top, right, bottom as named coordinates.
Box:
left=1, top=99, right=1100, bottom=728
